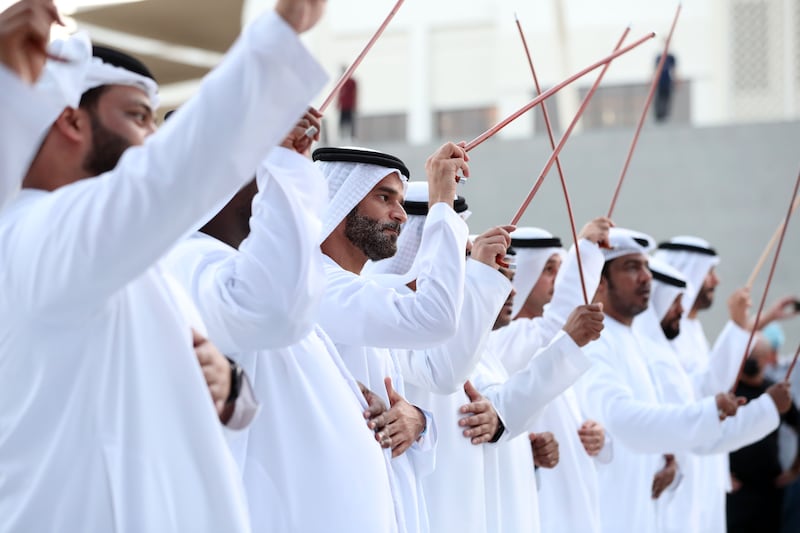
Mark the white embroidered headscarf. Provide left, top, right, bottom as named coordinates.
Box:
left=509, top=227, right=565, bottom=318
left=652, top=235, right=719, bottom=310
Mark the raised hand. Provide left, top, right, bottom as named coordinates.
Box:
left=562, top=303, right=605, bottom=347
left=471, top=225, right=515, bottom=270
left=766, top=381, right=793, bottom=414
left=578, top=216, right=613, bottom=248
left=0, top=0, right=64, bottom=84
left=715, top=391, right=746, bottom=420
left=274, top=0, right=327, bottom=34
left=280, top=107, right=322, bottom=156
left=425, top=142, right=469, bottom=206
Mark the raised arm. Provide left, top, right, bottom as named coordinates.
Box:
left=319, top=202, right=468, bottom=348
left=6, top=8, right=328, bottom=317
left=164, top=145, right=327, bottom=354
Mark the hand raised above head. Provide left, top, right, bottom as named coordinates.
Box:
left=425, top=142, right=468, bottom=206
left=0, top=0, right=64, bottom=84
left=275, top=0, right=327, bottom=34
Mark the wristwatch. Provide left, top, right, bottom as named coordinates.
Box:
left=226, top=357, right=244, bottom=405
left=489, top=417, right=506, bottom=443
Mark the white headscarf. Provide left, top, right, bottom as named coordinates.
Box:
left=600, top=227, right=656, bottom=263
left=46, top=32, right=159, bottom=109
left=652, top=235, right=719, bottom=310
left=317, top=154, right=408, bottom=242
left=648, top=256, right=688, bottom=322
left=509, top=227, right=565, bottom=317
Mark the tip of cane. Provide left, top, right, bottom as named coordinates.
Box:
left=514, top=12, right=519, bottom=21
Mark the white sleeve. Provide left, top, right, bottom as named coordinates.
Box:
left=395, top=260, right=511, bottom=394
left=692, top=321, right=751, bottom=396
left=319, top=203, right=468, bottom=348
left=0, top=65, right=65, bottom=210
left=692, top=393, right=780, bottom=454
left=578, top=343, right=724, bottom=454
left=494, top=240, right=604, bottom=375
left=4, top=11, right=327, bottom=318
left=163, top=148, right=327, bottom=353
left=483, top=332, right=591, bottom=439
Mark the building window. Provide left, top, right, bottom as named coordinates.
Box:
left=434, top=107, right=496, bottom=141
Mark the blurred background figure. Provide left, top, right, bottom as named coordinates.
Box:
left=337, top=66, right=358, bottom=142
left=728, top=325, right=800, bottom=533
left=653, top=44, right=678, bottom=123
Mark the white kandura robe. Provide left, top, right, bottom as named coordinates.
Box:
left=395, top=259, right=511, bottom=533
left=0, top=65, right=69, bottom=210
left=162, top=148, right=397, bottom=532
left=490, top=240, right=604, bottom=376
left=533, top=383, right=613, bottom=533
left=318, top=202, right=469, bottom=533
left=577, top=317, right=730, bottom=533
left=669, top=317, right=751, bottom=533
left=472, top=331, right=590, bottom=533
left=636, top=312, right=778, bottom=533
left=0, top=12, right=326, bottom=532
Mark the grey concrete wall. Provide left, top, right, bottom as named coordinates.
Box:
left=368, top=120, right=800, bottom=358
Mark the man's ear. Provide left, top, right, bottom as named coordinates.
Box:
left=52, top=107, right=89, bottom=144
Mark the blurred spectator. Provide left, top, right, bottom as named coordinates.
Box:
left=337, top=67, right=358, bottom=141
left=653, top=48, right=677, bottom=123
left=728, top=329, right=800, bottom=533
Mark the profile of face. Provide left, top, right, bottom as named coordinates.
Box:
left=523, top=253, right=562, bottom=317
left=601, top=253, right=652, bottom=320
left=81, top=85, right=156, bottom=176
left=345, top=173, right=407, bottom=261
left=693, top=267, right=719, bottom=311
left=660, top=293, right=684, bottom=340
left=493, top=266, right=516, bottom=331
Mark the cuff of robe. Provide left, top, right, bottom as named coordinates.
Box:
left=224, top=371, right=260, bottom=430
left=594, top=430, right=614, bottom=464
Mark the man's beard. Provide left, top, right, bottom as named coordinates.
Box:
left=694, top=286, right=714, bottom=311
left=344, top=209, right=401, bottom=261
left=82, top=111, right=131, bottom=176
left=661, top=319, right=680, bottom=340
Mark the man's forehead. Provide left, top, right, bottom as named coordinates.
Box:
left=101, top=84, right=154, bottom=110
left=370, top=172, right=405, bottom=195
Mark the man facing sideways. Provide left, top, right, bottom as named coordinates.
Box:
left=0, top=0, right=327, bottom=531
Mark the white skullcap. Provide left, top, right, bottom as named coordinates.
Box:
left=648, top=256, right=688, bottom=322
left=601, top=227, right=655, bottom=263
left=363, top=181, right=470, bottom=278
left=509, top=227, right=565, bottom=317
left=653, top=235, right=719, bottom=310
left=314, top=147, right=410, bottom=241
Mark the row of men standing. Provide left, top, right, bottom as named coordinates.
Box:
left=1, top=0, right=798, bottom=532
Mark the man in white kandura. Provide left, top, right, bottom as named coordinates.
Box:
left=163, top=115, right=398, bottom=532
left=635, top=257, right=792, bottom=533
left=509, top=227, right=614, bottom=533
left=576, top=227, right=752, bottom=533
left=0, top=0, right=327, bottom=531
left=654, top=236, right=798, bottom=533
left=363, top=182, right=513, bottom=533
left=316, top=143, right=473, bottom=533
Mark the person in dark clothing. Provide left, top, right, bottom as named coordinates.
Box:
left=653, top=51, right=677, bottom=122
left=337, top=67, right=357, bottom=140
left=728, top=334, right=800, bottom=533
